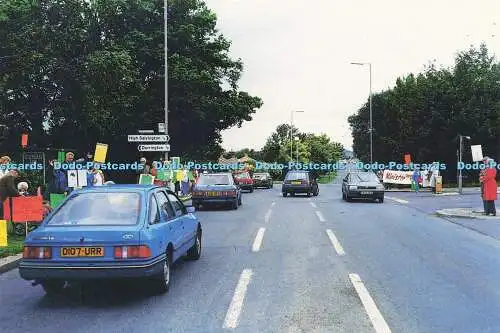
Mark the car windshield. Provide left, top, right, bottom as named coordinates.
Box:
left=47, top=192, right=140, bottom=226
left=234, top=172, right=250, bottom=179
left=354, top=173, right=379, bottom=182
left=285, top=172, right=308, bottom=180
left=197, top=174, right=231, bottom=185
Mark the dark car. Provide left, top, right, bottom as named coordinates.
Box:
left=282, top=170, right=319, bottom=197
left=342, top=171, right=384, bottom=203
left=252, top=172, right=273, bottom=189
left=192, top=172, right=242, bottom=209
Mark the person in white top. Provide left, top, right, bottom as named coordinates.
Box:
left=92, top=168, right=104, bottom=186
left=0, top=156, right=11, bottom=179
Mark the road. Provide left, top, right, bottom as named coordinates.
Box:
left=2, top=178, right=500, bottom=332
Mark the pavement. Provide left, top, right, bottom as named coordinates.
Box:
left=2, top=178, right=500, bottom=332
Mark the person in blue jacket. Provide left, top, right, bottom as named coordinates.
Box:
left=412, top=167, right=420, bottom=193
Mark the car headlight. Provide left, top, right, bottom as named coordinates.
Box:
left=349, top=185, right=357, bottom=190
left=377, top=184, right=385, bottom=190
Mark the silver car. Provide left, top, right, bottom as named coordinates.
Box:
left=342, top=171, right=384, bottom=203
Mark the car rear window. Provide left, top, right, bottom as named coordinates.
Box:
left=234, top=172, right=250, bottom=179
left=285, top=172, right=308, bottom=180
left=197, top=174, right=231, bottom=185
left=47, top=192, right=141, bottom=226
left=253, top=173, right=268, bottom=178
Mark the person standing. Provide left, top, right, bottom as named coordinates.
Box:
left=480, top=157, right=497, bottom=216
left=0, top=156, right=11, bottom=179
left=137, top=157, right=151, bottom=183
left=412, top=167, right=420, bottom=193
left=0, top=169, right=20, bottom=219
left=480, top=161, right=487, bottom=213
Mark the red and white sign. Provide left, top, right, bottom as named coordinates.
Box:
left=382, top=170, right=413, bottom=184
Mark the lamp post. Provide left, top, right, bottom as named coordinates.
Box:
left=351, top=62, right=372, bottom=164
left=295, top=137, right=299, bottom=163
left=164, top=0, right=169, bottom=161
left=458, top=134, right=471, bottom=194
left=290, top=110, right=304, bottom=162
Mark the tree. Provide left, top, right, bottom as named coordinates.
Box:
left=0, top=0, right=263, bottom=168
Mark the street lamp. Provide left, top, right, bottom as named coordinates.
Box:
left=295, top=137, right=300, bottom=163
left=290, top=110, right=304, bottom=162
left=164, top=0, right=169, bottom=161
left=458, top=134, right=471, bottom=194
left=351, top=62, right=372, bottom=164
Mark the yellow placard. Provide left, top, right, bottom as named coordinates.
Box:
left=0, top=220, right=7, bottom=247
left=94, top=143, right=108, bottom=163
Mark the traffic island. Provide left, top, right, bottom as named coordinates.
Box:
left=436, top=208, right=500, bottom=220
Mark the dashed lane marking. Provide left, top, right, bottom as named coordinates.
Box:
left=252, top=228, right=266, bottom=252
left=385, top=196, right=408, bottom=204
left=325, top=229, right=345, bottom=255
left=315, top=211, right=325, bottom=221
left=349, top=273, right=392, bottom=333
left=310, top=202, right=317, bottom=208
left=223, top=269, right=253, bottom=329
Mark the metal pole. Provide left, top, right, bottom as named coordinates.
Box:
left=164, top=0, right=169, bottom=161
left=290, top=111, right=293, bottom=162
left=459, top=135, right=463, bottom=194
left=369, top=63, right=373, bottom=164
left=296, top=139, right=299, bottom=163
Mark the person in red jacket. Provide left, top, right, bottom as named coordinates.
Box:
left=480, top=157, right=497, bottom=216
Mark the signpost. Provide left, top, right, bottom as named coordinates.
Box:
left=138, top=129, right=154, bottom=134
left=158, top=123, right=165, bottom=133
left=138, top=144, right=170, bottom=152
left=128, top=135, right=169, bottom=142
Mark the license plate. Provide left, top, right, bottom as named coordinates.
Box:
left=206, top=191, right=218, bottom=196
left=360, top=191, right=373, bottom=195
left=291, top=181, right=301, bottom=184
left=60, top=247, right=104, bottom=257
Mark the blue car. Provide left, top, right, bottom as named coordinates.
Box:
left=191, top=172, right=242, bottom=210
left=18, top=184, right=202, bottom=295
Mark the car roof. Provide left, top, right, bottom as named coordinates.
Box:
left=201, top=172, right=232, bottom=176
left=70, top=184, right=169, bottom=194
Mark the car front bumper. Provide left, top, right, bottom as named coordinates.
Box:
left=192, top=197, right=236, bottom=205
left=282, top=185, right=313, bottom=193
left=347, top=189, right=384, bottom=198
left=253, top=181, right=271, bottom=187
left=18, top=256, right=164, bottom=281
left=239, top=184, right=253, bottom=190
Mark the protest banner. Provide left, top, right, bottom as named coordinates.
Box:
left=382, top=170, right=413, bottom=185
left=139, top=174, right=155, bottom=185
left=50, top=193, right=66, bottom=209
left=0, top=220, right=7, bottom=247
left=94, top=143, right=108, bottom=163
left=3, top=196, right=44, bottom=223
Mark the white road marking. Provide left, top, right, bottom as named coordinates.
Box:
left=223, top=269, right=253, bottom=329
left=325, top=229, right=345, bottom=255
left=265, top=209, right=272, bottom=223
left=310, top=202, right=317, bottom=208
left=252, top=228, right=266, bottom=252
left=385, top=196, right=408, bottom=204
left=271, top=202, right=276, bottom=207
left=315, top=211, right=325, bottom=221
left=349, top=273, right=392, bottom=333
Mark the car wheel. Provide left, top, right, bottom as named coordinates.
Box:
left=291, top=193, right=295, bottom=197
left=155, top=253, right=171, bottom=294
left=250, top=187, right=254, bottom=193
left=282, top=192, right=287, bottom=197
left=307, top=192, right=312, bottom=197
left=379, top=197, right=384, bottom=203
left=232, top=198, right=238, bottom=209
left=187, top=228, right=202, bottom=260
left=342, top=192, right=346, bottom=200
left=41, top=280, right=65, bottom=295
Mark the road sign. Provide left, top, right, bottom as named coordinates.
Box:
left=138, top=144, right=170, bottom=152
left=138, top=129, right=154, bottom=134
left=158, top=123, right=165, bottom=133
left=128, top=135, right=169, bottom=142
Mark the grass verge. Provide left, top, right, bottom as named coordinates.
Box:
left=317, top=171, right=337, bottom=184
left=0, top=235, right=25, bottom=259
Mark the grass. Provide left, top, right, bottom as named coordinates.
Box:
left=317, top=171, right=337, bottom=184
left=0, top=234, right=25, bottom=259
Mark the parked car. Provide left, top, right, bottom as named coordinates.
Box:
left=282, top=170, right=319, bottom=197
left=233, top=171, right=254, bottom=192
left=252, top=172, right=273, bottom=189
left=18, top=185, right=202, bottom=295
left=342, top=171, right=384, bottom=202
left=191, top=172, right=242, bottom=209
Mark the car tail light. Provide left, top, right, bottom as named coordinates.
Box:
left=23, top=246, right=51, bottom=259
left=114, top=245, right=151, bottom=259
left=302, top=179, right=309, bottom=185
left=226, top=190, right=236, bottom=196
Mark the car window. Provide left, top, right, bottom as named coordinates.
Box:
left=155, top=191, right=175, bottom=219
left=197, top=174, right=231, bottom=185
left=355, top=173, right=379, bottom=182
left=285, top=172, right=308, bottom=180
left=149, top=195, right=160, bottom=224
left=47, top=192, right=140, bottom=226
left=167, top=192, right=187, bottom=216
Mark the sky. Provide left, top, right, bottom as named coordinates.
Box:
left=205, top=0, right=500, bottom=152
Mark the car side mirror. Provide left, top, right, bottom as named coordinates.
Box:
left=186, top=206, right=195, bottom=213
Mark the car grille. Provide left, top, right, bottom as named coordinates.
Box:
left=358, top=186, right=377, bottom=189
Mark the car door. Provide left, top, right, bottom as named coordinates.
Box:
left=154, top=190, right=183, bottom=259
left=166, top=191, right=196, bottom=252
left=146, top=192, right=165, bottom=255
